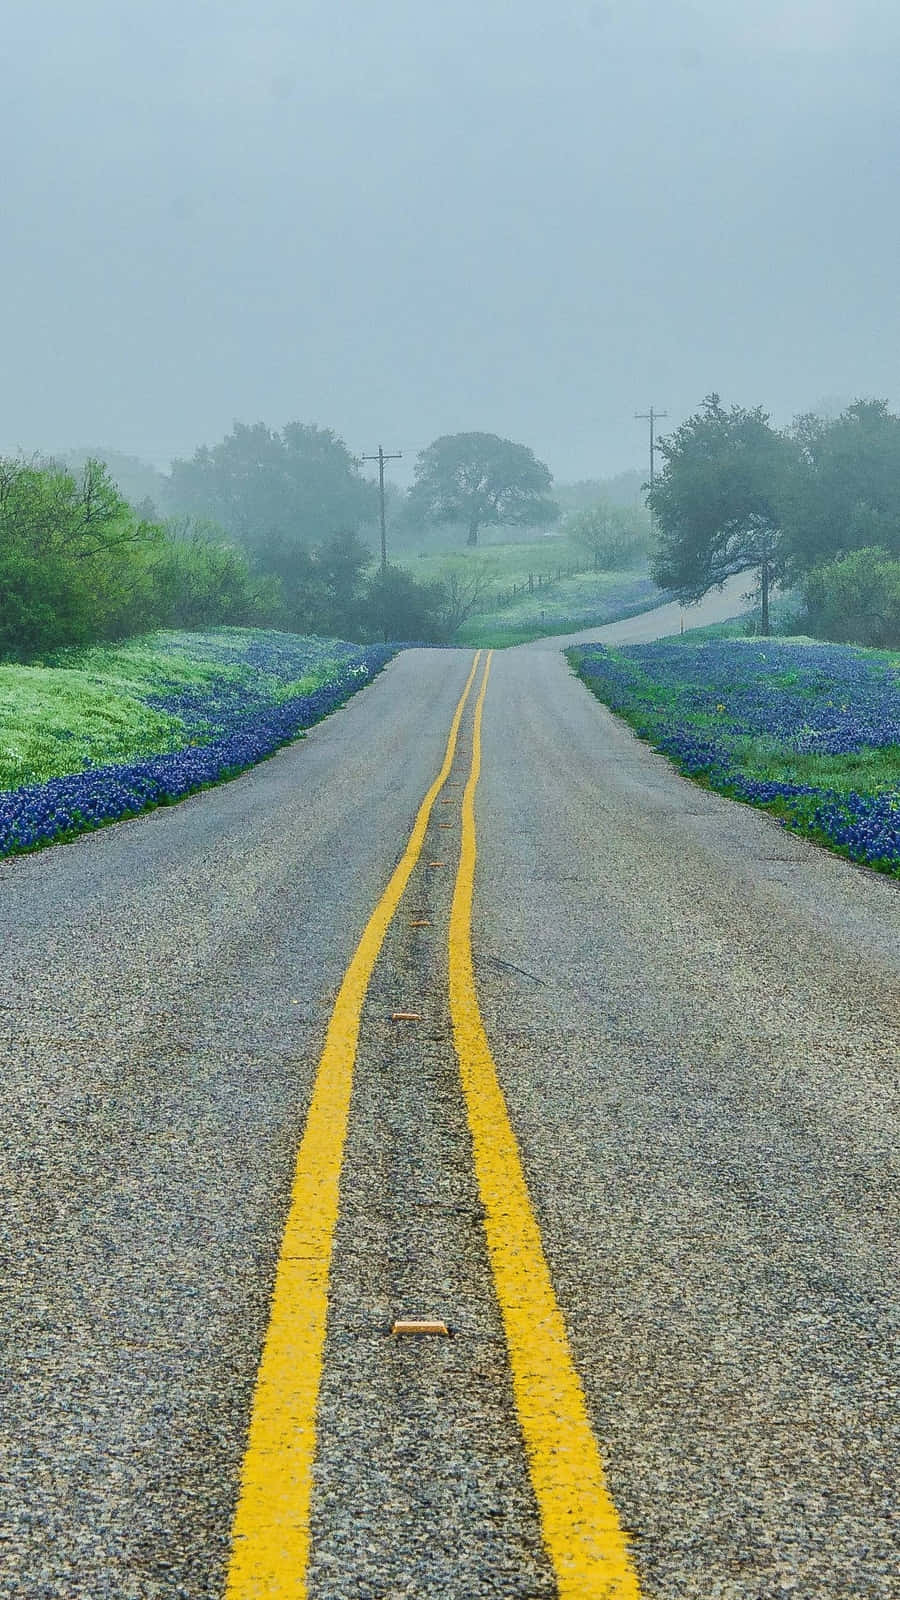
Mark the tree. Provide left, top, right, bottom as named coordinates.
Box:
left=166, top=421, right=377, bottom=560
left=648, top=394, right=794, bottom=635
left=0, top=456, right=162, bottom=657
left=407, top=432, right=557, bottom=547
left=429, top=555, right=499, bottom=634
left=781, top=400, right=900, bottom=577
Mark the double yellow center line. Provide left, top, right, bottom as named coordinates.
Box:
left=225, top=651, right=640, bottom=1599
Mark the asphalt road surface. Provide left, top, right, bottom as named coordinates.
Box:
left=1, top=583, right=897, bottom=1599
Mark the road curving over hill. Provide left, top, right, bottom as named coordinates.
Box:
left=1, top=590, right=897, bottom=1599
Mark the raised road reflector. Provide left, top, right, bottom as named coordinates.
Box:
left=391, top=1319, right=449, bottom=1336
left=409, top=920, right=431, bottom=927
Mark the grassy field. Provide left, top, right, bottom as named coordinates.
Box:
left=402, top=534, right=578, bottom=589
left=0, top=630, right=373, bottom=790
left=0, top=630, right=395, bottom=858
left=397, top=535, right=667, bottom=645
left=570, top=635, right=900, bottom=875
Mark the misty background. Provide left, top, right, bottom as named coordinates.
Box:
left=3, top=0, right=899, bottom=484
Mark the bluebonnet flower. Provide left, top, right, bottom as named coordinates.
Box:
left=571, top=638, right=899, bottom=874
left=1, top=636, right=397, bottom=860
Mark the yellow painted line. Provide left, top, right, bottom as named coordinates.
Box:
left=225, top=651, right=481, bottom=1600
left=448, top=652, right=641, bottom=1600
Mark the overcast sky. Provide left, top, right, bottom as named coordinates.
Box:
left=3, top=0, right=899, bottom=482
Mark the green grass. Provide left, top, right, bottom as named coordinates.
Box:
left=0, top=663, right=185, bottom=789
left=401, top=535, right=579, bottom=589
left=0, top=629, right=356, bottom=791
left=397, top=535, right=667, bottom=646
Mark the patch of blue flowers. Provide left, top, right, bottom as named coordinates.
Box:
left=0, top=637, right=397, bottom=860
left=571, top=638, right=900, bottom=874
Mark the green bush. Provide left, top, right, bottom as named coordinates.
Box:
left=799, top=546, right=900, bottom=648
left=363, top=564, right=448, bottom=642
left=0, top=458, right=285, bottom=660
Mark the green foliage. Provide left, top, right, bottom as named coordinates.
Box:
left=781, top=400, right=900, bottom=576
left=0, top=631, right=363, bottom=791
left=166, top=421, right=377, bottom=557
left=799, top=547, right=900, bottom=648
left=407, top=432, right=557, bottom=547
left=150, top=520, right=281, bottom=629
left=0, top=455, right=162, bottom=658
left=0, top=457, right=281, bottom=661
left=362, top=565, right=448, bottom=643
left=564, top=499, right=650, bottom=570
left=647, top=393, right=900, bottom=648
left=648, top=394, right=792, bottom=604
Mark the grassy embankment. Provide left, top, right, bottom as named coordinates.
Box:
left=570, top=627, right=900, bottom=875
left=401, top=535, right=664, bottom=646
left=0, top=629, right=395, bottom=858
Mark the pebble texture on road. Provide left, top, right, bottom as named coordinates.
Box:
left=474, top=646, right=898, bottom=1598
left=1, top=584, right=897, bottom=1597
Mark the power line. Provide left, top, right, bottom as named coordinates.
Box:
left=360, top=445, right=402, bottom=570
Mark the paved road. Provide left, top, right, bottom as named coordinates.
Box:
left=1, top=590, right=897, bottom=1598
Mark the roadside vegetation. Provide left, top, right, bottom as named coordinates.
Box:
left=571, top=635, right=900, bottom=876
left=453, top=570, right=662, bottom=646
left=0, top=631, right=395, bottom=860
left=648, top=394, right=900, bottom=647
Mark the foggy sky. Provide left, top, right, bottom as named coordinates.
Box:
left=3, top=0, right=899, bottom=483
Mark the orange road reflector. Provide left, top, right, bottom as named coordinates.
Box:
left=409, top=920, right=431, bottom=927
left=390, top=1011, right=422, bottom=1021
left=392, top=1319, right=449, bottom=1336
left=427, top=860, right=447, bottom=867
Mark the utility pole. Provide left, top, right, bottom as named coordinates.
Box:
left=634, top=406, right=667, bottom=533
left=361, top=446, right=402, bottom=570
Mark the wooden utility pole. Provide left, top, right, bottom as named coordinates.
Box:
left=361, top=446, right=402, bottom=570
left=634, top=406, right=668, bottom=533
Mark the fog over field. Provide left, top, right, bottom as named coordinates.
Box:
left=3, top=0, right=899, bottom=478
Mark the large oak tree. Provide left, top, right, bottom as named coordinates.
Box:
left=408, top=432, right=557, bottom=546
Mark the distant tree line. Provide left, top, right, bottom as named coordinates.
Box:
left=10, top=398, right=896, bottom=659
left=0, top=426, right=556, bottom=659
left=649, top=394, right=900, bottom=645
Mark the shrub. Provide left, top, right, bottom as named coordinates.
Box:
left=799, top=546, right=900, bottom=648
